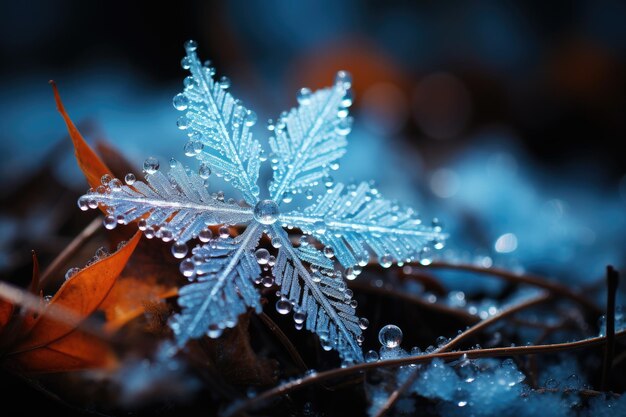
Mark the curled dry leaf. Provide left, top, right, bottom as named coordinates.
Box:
left=1, top=232, right=141, bottom=374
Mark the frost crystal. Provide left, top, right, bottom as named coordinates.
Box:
left=78, top=40, right=446, bottom=362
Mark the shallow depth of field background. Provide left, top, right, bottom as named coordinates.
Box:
left=0, top=1, right=624, bottom=299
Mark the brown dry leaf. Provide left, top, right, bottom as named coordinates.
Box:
left=100, top=276, right=178, bottom=333
left=10, top=329, right=116, bottom=373
left=13, top=231, right=142, bottom=352
left=50, top=81, right=112, bottom=190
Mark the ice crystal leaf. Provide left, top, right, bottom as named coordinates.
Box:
left=282, top=182, right=445, bottom=268
left=176, top=42, right=262, bottom=205
left=76, top=40, right=447, bottom=362
left=170, top=225, right=263, bottom=344
left=270, top=225, right=363, bottom=362
left=269, top=79, right=351, bottom=203
left=80, top=160, right=253, bottom=244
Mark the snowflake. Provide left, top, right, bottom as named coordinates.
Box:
left=78, top=40, right=446, bottom=362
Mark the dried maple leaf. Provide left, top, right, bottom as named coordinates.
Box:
left=0, top=232, right=141, bottom=373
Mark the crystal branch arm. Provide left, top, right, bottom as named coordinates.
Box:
left=280, top=182, right=446, bottom=268
left=270, top=224, right=364, bottom=362
left=78, top=160, right=253, bottom=244
left=175, top=41, right=262, bottom=204
left=269, top=75, right=352, bottom=203
left=170, top=223, right=263, bottom=344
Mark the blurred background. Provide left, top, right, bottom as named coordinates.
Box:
left=0, top=0, right=625, bottom=298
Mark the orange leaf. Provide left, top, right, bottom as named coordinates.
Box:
left=100, top=276, right=178, bottom=333
left=14, top=232, right=142, bottom=352
left=10, top=329, right=117, bottom=374
left=0, top=300, right=13, bottom=333
left=50, top=81, right=112, bottom=190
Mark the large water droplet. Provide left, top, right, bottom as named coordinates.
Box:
left=171, top=242, right=188, bottom=259
left=323, top=247, right=335, bottom=259
left=143, top=157, right=160, bottom=174
left=294, top=310, right=306, bottom=324
left=77, top=197, right=89, bottom=211
left=271, top=237, right=282, bottom=248
left=365, top=350, right=379, bottom=362
left=276, top=298, right=292, bottom=315
left=255, top=248, right=270, bottom=265
left=177, top=115, right=190, bottom=130
left=253, top=200, right=280, bottom=225
left=378, top=324, right=403, bottom=348
left=335, top=118, right=352, bottom=135
left=173, top=93, right=189, bottom=110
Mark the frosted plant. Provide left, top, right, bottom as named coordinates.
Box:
left=77, top=40, right=446, bottom=362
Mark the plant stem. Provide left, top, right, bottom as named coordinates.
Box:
left=225, top=296, right=620, bottom=417
left=39, top=216, right=101, bottom=288
left=601, top=266, right=619, bottom=391
left=257, top=312, right=308, bottom=373
left=419, top=262, right=601, bottom=315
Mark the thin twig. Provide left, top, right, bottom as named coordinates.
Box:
left=257, top=313, right=308, bottom=373
left=373, top=292, right=551, bottom=417
left=417, top=262, right=601, bottom=315
left=601, top=266, right=619, bottom=391
left=225, top=298, right=620, bottom=417
left=39, top=216, right=102, bottom=288
left=349, top=280, right=479, bottom=325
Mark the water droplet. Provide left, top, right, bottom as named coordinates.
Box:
left=276, top=298, right=292, bottom=315
left=378, top=324, right=403, bottom=348
left=262, top=276, right=274, bottom=287
left=335, top=70, right=352, bottom=89
left=101, top=174, right=112, bottom=185
left=253, top=200, right=280, bottom=225
left=104, top=215, right=117, bottom=230
left=255, top=248, right=270, bottom=265
left=64, top=267, right=80, bottom=281
left=341, top=90, right=353, bottom=107
left=380, top=254, right=393, bottom=268
left=294, top=310, right=306, bottom=324
left=44, top=295, right=53, bottom=303
left=171, top=242, right=188, bottom=259
left=305, top=190, right=313, bottom=200
left=297, top=87, right=312, bottom=105
left=245, top=111, right=257, bottom=127
left=359, top=317, right=369, bottom=330
left=109, top=178, right=122, bottom=191
left=207, top=324, right=223, bottom=339
left=173, top=93, right=189, bottom=110
left=180, top=258, right=195, bottom=278
left=124, top=173, right=136, bottom=185
left=365, top=350, right=379, bottom=362
left=183, top=76, right=195, bottom=88
left=323, top=247, right=334, bottom=259
left=218, top=226, right=230, bottom=238
left=184, top=141, right=196, bottom=157
left=138, top=219, right=148, bottom=231
left=335, top=118, right=352, bottom=135
left=143, top=157, right=160, bottom=174
left=198, top=163, right=211, bottom=179
left=219, top=76, right=231, bottom=89
left=177, top=115, right=190, bottom=130
left=77, top=197, right=89, bottom=211
left=184, top=39, right=197, bottom=52
left=199, top=229, right=213, bottom=242
left=271, top=237, right=282, bottom=248
left=345, top=268, right=356, bottom=280
left=419, top=247, right=432, bottom=266
left=457, top=401, right=468, bottom=407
